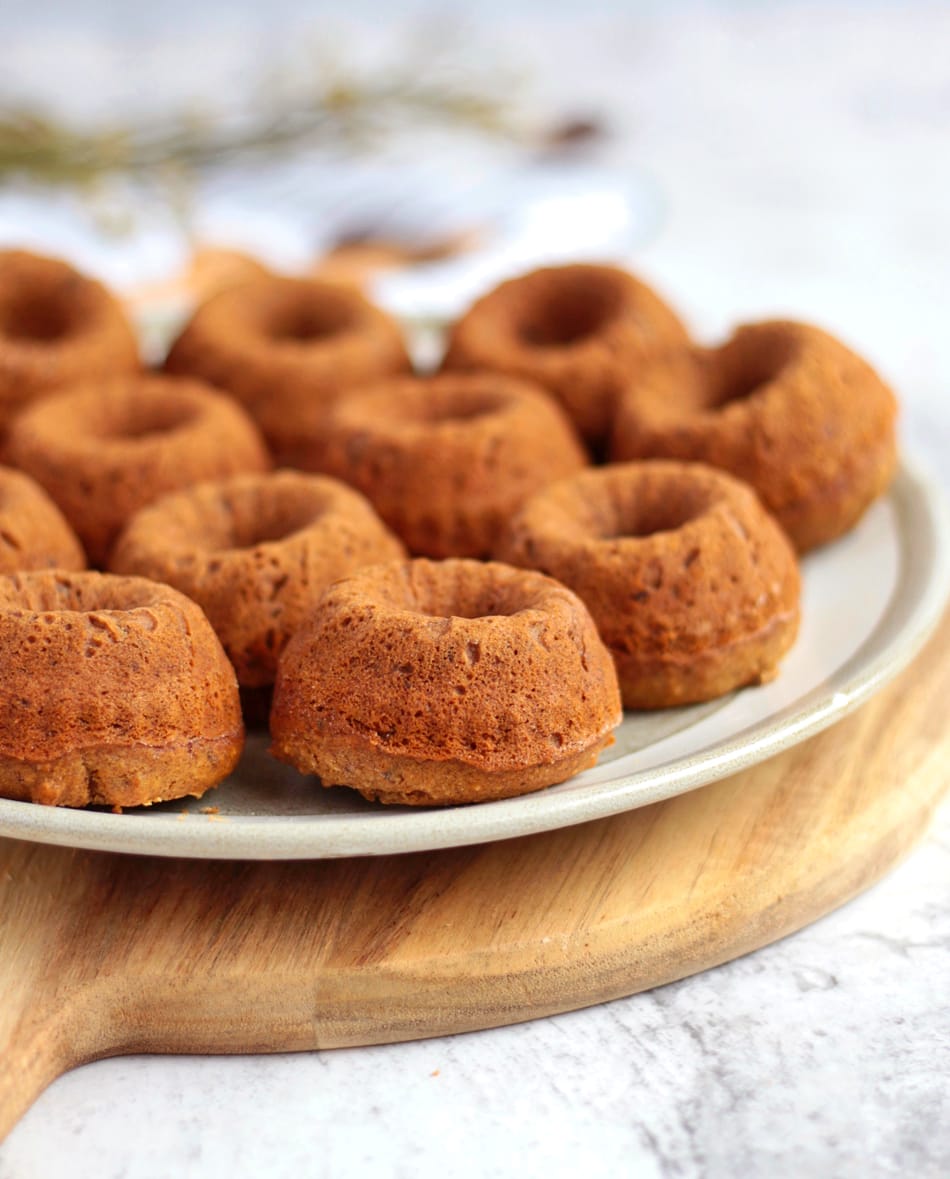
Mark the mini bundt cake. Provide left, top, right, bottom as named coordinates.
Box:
left=496, top=461, right=801, bottom=709
left=0, top=465, right=86, bottom=572
left=164, top=274, right=411, bottom=463
left=4, top=374, right=271, bottom=566
left=0, top=250, right=139, bottom=432
left=0, top=571, right=243, bottom=807
left=301, top=372, right=588, bottom=558
left=270, top=558, right=623, bottom=805
left=111, top=470, right=406, bottom=688
left=610, top=320, right=899, bottom=552
left=442, top=263, right=689, bottom=447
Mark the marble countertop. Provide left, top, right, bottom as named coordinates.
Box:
left=1, top=2, right=949, bottom=1176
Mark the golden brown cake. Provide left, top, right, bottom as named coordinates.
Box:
left=4, top=374, right=271, bottom=566
left=270, top=558, right=622, bottom=805
left=0, top=250, right=139, bottom=433
left=496, top=461, right=801, bottom=709
left=442, top=263, right=689, bottom=447
left=610, top=320, right=899, bottom=552
left=164, top=274, right=411, bottom=463
left=301, top=372, right=588, bottom=558
left=0, top=465, right=86, bottom=572
left=111, top=470, right=406, bottom=688
left=0, top=571, right=243, bottom=807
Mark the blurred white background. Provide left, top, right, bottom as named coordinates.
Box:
left=1, top=4, right=948, bottom=1178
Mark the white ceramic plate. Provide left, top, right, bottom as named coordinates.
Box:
left=1, top=463, right=947, bottom=860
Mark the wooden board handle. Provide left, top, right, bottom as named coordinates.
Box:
left=0, top=845, right=113, bottom=1138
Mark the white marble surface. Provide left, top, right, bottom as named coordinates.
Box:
left=2, top=2, right=950, bottom=1176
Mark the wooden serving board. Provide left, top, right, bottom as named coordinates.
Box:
left=1, top=610, right=949, bottom=1142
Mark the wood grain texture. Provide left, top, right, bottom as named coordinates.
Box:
left=1, top=610, right=948, bottom=1142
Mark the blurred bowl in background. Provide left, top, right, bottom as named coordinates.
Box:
left=0, top=157, right=663, bottom=357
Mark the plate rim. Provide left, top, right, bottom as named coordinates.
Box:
left=1, top=459, right=948, bottom=860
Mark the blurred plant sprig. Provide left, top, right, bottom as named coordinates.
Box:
left=0, top=51, right=522, bottom=193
